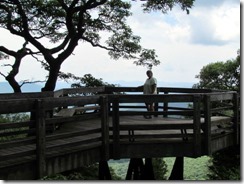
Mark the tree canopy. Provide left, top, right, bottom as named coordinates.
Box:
left=0, top=0, right=195, bottom=92
left=193, top=50, right=240, bottom=93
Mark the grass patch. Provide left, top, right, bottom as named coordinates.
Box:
left=108, top=156, right=211, bottom=180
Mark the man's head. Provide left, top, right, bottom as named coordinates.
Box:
left=146, top=70, right=153, bottom=78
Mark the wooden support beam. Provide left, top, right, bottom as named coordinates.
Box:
left=168, top=157, right=184, bottom=180
left=98, top=161, right=111, bottom=180
left=142, top=158, right=155, bottom=180
left=126, top=158, right=144, bottom=180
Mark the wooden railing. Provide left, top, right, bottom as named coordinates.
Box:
left=0, top=87, right=239, bottom=178
left=0, top=94, right=107, bottom=178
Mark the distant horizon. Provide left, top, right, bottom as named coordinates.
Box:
left=0, top=80, right=195, bottom=93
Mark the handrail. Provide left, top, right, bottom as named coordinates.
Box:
left=104, top=86, right=214, bottom=94
left=52, top=86, right=229, bottom=97
left=54, top=87, right=106, bottom=97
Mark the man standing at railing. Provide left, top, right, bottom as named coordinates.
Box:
left=143, top=70, right=157, bottom=119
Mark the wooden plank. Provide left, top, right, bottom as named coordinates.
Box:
left=0, top=137, right=36, bottom=149
left=0, top=99, right=36, bottom=113
left=56, top=87, right=105, bottom=97
left=0, top=144, right=36, bottom=161
left=210, top=92, right=234, bottom=101
left=0, top=121, right=33, bottom=129
left=0, top=129, right=29, bottom=137
left=108, top=94, right=195, bottom=103
left=54, top=105, right=100, bottom=117
left=0, top=91, right=53, bottom=100
left=119, top=110, right=193, bottom=117
left=210, top=116, right=232, bottom=126
left=53, top=89, right=64, bottom=98
left=112, top=97, right=120, bottom=159
left=46, top=136, right=101, bottom=152
left=232, top=93, right=239, bottom=145
left=47, top=113, right=100, bottom=125
left=203, top=95, right=211, bottom=154
left=35, top=99, right=46, bottom=178
left=105, top=87, right=212, bottom=94
left=120, top=133, right=194, bottom=140
left=193, top=95, right=201, bottom=156
left=54, top=108, right=76, bottom=117
left=42, top=96, right=100, bottom=109
left=119, top=123, right=194, bottom=130
left=74, top=105, right=100, bottom=112
left=100, top=96, right=110, bottom=160
left=157, top=87, right=212, bottom=94
left=46, top=128, right=101, bottom=141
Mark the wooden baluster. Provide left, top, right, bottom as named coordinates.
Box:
left=203, top=95, right=211, bottom=155
left=233, top=92, right=239, bottom=145
left=35, top=99, right=46, bottom=179
left=193, top=95, right=201, bottom=157
left=100, top=95, right=110, bottom=161
left=112, top=97, right=120, bottom=159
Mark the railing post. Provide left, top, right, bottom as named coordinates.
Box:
left=112, top=97, right=120, bottom=159
left=163, top=92, right=168, bottom=118
left=203, top=95, right=211, bottom=155
left=233, top=92, right=239, bottom=145
left=100, top=95, right=110, bottom=161
left=154, top=90, right=159, bottom=117
left=193, top=95, right=201, bottom=157
left=35, top=99, right=46, bottom=179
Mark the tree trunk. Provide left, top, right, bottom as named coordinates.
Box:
left=42, top=64, right=60, bottom=92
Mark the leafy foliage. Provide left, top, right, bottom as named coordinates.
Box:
left=142, top=0, right=194, bottom=14
left=42, top=163, right=121, bottom=180
left=207, top=146, right=240, bottom=180
left=193, top=51, right=240, bottom=93
left=152, top=158, right=168, bottom=180
left=70, top=74, right=117, bottom=88
left=0, top=113, right=29, bottom=123
left=0, top=0, right=195, bottom=91
left=0, top=113, right=30, bottom=141
left=109, top=157, right=211, bottom=180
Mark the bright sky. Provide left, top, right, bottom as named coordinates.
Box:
left=0, top=0, right=240, bottom=86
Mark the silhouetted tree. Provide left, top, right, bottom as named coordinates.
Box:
left=0, top=0, right=195, bottom=92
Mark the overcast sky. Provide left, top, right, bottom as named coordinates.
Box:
left=0, top=0, right=240, bottom=86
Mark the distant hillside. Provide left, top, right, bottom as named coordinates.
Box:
left=0, top=82, right=42, bottom=93
left=0, top=82, right=71, bottom=94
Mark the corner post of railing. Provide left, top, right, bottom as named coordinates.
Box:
left=203, top=95, right=211, bottom=155
left=100, top=95, right=110, bottom=161
left=163, top=92, right=168, bottom=118
left=112, top=96, right=120, bottom=159
left=154, top=90, right=159, bottom=117
left=193, top=95, right=201, bottom=157
left=35, top=99, right=47, bottom=179
left=233, top=92, right=239, bottom=145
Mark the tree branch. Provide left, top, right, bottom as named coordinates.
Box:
left=20, top=79, right=46, bottom=87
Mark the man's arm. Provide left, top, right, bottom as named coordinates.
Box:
left=151, top=84, right=156, bottom=94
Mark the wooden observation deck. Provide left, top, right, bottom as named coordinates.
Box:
left=0, top=87, right=239, bottom=180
